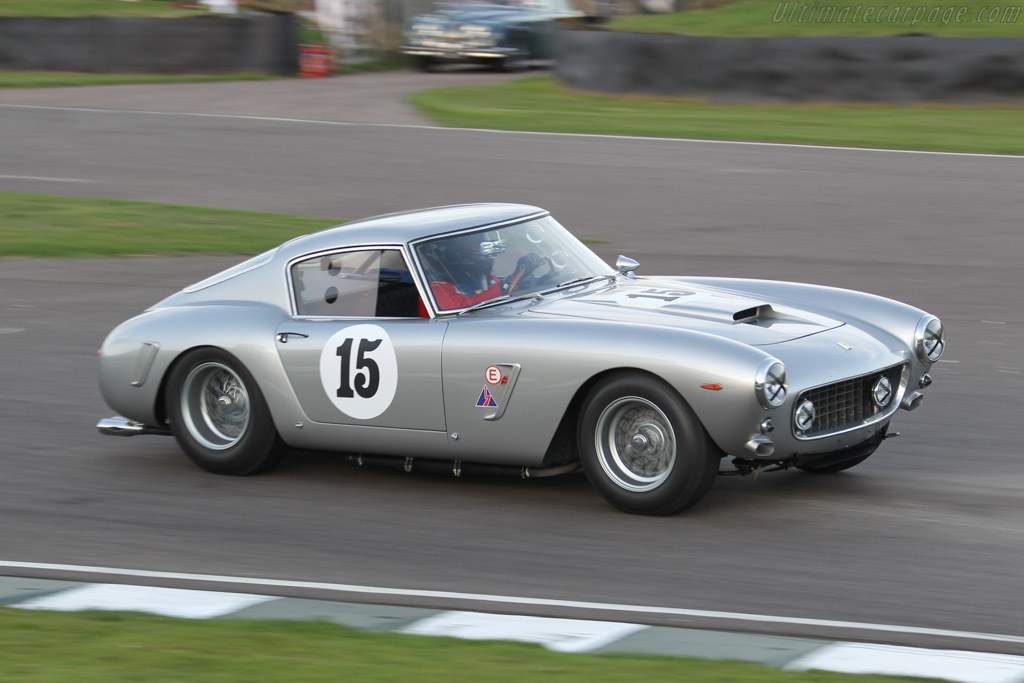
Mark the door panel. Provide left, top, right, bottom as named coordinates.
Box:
left=275, top=318, right=448, bottom=430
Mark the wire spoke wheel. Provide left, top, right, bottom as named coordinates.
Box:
left=166, top=349, right=287, bottom=476
left=181, top=362, right=251, bottom=450
left=579, top=373, right=721, bottom=515
left=595, top=397, right=676, bottom=492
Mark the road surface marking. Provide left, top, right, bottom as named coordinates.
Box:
left=14, top=583, right=274, bottom=619
left=786, top=642, right=1024, bottom=683
left=401, top=612, right=646, bottom=653
left=0, top=174, right=91, bottom=183
left=3, top=104, right=1024, bottom=160
left=0, top=560, right=1022, bottom=646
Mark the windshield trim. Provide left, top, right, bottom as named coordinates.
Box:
left=408, top=212, right=551, bottom=316
left=411, top=214, right=612, bottom=316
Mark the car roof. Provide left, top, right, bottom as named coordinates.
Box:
left=277, top=203, right=547, bottom=261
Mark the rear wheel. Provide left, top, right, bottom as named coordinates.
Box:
left=166, top=348, right=287, bottom=475
left=578, top=373, right=721, bottom=515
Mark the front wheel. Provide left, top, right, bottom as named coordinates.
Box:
left=578, top=373, right=721, bottom=515
left=492, top=47, right=528, bottom=73
left=166, top=348, right=288, bottom=476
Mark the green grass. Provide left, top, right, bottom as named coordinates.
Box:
left=0, top=193, right=337, bottom=258
left=409, top=76, right=1024, bottom=155
left=609, top=0, right=1024, bottom=36
left=0, top=72, right=280, bottom=88
left=0, top=607, right=937, bottom=682
left=0, top=0, right=209, bottom=17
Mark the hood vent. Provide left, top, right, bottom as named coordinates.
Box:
left=734, top=304, right=773, bottom=324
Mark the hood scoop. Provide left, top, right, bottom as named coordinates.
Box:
left=529, top=281, right=845, bottom=345
left=643, top=299, right=783, bottom=326
left=734, top=304, right=767, bottom=324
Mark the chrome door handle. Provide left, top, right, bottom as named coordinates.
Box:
left=276, top=332, right=309, bottom=344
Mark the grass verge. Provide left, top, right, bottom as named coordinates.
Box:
left=0, top=607, right=935, bottom=682
left=409, top=76, right=1024, bottom=155
left=0, top=0, right=209, bottom=17
left=0, top=193, right=336, bottom=258
left=0, top=72, right=280, bottom=89
left=608, top=0, right=1024, bottom=37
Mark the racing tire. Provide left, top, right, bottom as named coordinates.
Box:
left=493, top=47, right=528, bottom=73
left=578, top=373, right=721, bottom=515
left=796, top=450, right=875, bottom=474
left=166, top=348, right=288, bottom=476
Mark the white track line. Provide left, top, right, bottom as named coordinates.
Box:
left=0, top=174, right=92, bottom=183
left=2, top=103, right=1023, bottom=160
left=1, top=560, right=1022, bottom=646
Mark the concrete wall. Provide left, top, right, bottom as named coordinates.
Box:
left=0, top=14, right=297, bottom=75
left=555, top=29, right=1024, bottom=103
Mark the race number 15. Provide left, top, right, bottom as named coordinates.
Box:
left=319, top=324, right=397, bottom=420
left=336, top=337, right=382, bottom=399
left=625, top=288, right=695, bottom=303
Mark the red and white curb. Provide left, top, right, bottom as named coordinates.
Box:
left=5, top=580, right=1024, bottom=682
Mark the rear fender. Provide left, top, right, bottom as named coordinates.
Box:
left=98, top=305, right=304, bottom=440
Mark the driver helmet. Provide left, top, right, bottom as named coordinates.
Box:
left=425, top=231, right=505, bottom=293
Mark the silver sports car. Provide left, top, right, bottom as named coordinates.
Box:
left=98, top=204, right=944, bottom=515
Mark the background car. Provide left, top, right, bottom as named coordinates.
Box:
left=98, top=203, right=943, bottom=515
left=401, top=0, right=582, bottom=72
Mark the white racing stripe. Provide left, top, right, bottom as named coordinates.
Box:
left=786, top=643, right=1024, bottom=683
left=2, top=103, right=1024, bottom=160
left=13, top=583, right=275, bottom=619
left=401, top=611, right=647, bottom=653
left=2, top=560, right=1023, bottom=646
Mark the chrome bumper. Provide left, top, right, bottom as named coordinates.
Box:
left=401, top=45, right=516, bottom=60
left=97, top=416, right=171, bottom=437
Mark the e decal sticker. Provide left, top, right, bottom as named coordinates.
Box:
left=319, top=324, right=397, bottom=419
left=485, top=365, right=504, bottom=385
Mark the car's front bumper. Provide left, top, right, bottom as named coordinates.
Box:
left=401, top=45, right=517, bottom=60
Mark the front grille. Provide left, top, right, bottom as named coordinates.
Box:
left=796, top=364, right=905, bottom=437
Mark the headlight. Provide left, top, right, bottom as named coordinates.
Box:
left=794, top=399, right=816, bottom=433
left=411, top=23, right=439, bottom=33
left=914, top=315, right=944, bottom=363
left=459, top=24, right=491, bottom=33
left=871, top=376, right=893, bottom=408
left=755, top=359, right=787, bottom=408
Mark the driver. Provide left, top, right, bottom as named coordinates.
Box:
left=421, top=233, right=504, bottom=310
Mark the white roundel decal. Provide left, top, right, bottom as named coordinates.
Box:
left=319, top=324, right=397, bottom=420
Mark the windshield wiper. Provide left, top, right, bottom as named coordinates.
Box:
left=457, top=293, right=539, bottom=316
left=540, top=274, right=614, bottom=296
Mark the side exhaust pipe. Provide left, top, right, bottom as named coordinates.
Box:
left=97, top=416, right=171, bottom=437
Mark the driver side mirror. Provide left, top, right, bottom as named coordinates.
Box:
left=615, top=255, right=639, bottom=278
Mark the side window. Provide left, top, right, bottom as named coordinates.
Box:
left=291, top=249, right=422, bottom=318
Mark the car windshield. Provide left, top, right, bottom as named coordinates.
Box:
left=415, top=216, right=614, bottom=312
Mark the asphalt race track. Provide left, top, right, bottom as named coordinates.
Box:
left=1, top=75, right=1023, bottom=654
